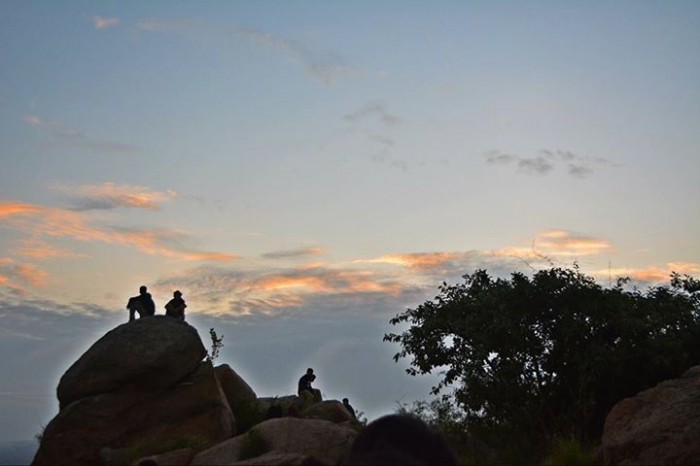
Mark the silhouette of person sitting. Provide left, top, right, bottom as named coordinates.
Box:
left=126, top=285, right=156, bottom=322
left=164, top=290, right=187, bottom=321
left=297, top=368, right=322, bottom=402
left=343, top=398, right=357, bottom=420
left=346, top=414, right=458, bottom=465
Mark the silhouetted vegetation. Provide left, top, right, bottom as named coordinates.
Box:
left=385, top=267, right=700, bottom=463
left=207, top=328, right=224, bottom=363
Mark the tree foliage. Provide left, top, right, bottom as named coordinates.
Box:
left=385, top=267, right=700, bottom=444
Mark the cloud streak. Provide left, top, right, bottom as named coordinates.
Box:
left=0, top=201, right=238, bottom=267
left=134, top=19, right=362, bottom=86
left=261, top=247, right=325, bottom=260
left=343, top=102, right=400, bottom=127
left=92, top=16, right=119, bottom=30
left=54, top=182, right=178, bottom=211
left=22, top=114, right=139, bottom=155
left=485, top=149, right=615, bottom=178
left=154, top=262, right=410, bottom=317
left=232, top=28, right=359, bottom=86
left=0, top=260, right=49, bottom=293
left=343, top=102, right=406, bottom=170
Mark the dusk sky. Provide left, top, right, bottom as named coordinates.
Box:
left=1, top=0, right=699, bottom=448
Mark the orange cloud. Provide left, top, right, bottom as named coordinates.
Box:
left=361, top=252, right=463, bottom=269
left=0, top=203, right=42, bottom=218
left=257, top=276, right=328, bottom=292
left=252, top=268, right=403, bottom=296
left=14, top=264, right=49, bottom=287
left=58, top=182, right=178, bottom=211
left=181, top=252, right=239, bottom=262
left=595, top=262, right=700, bottom=284
left=14, top=239, right=81, bottom=259
left=1, top=200, right=236, bottom=263
left=536, top=230, right=612, bottom=256
left=92, top=16, right=119, bottom=30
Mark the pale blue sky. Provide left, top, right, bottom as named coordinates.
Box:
left=1, top=0, right=698, bottom=448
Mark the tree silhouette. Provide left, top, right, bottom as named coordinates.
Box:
left=385, top=267, right=700, bottom=449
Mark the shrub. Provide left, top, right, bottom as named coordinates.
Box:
left=542, top=438, right=594, bottom=465
left=238, top=429, right=269, bottom=460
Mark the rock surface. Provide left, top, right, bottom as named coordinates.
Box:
left=192, top=417, right=356, bottom=465
left=303, top=400, right=355, bottom=423
left=601, top=365, right=700, bottom=465
left=57, top=316, right=206, bottom=408
left=215, top=364, right=257, bottom=404
left=252, top=417, right=356, bottom=465
left=132, top=447, right=195, bottom=466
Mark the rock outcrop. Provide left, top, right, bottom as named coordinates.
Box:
left=32, top=316, right=361, bottom=466
left=33, top=317, right=234, bottom=465
left=601, top=365, right=700, bottom=465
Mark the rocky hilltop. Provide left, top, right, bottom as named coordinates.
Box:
left=32, top=316, right=357, bottom=466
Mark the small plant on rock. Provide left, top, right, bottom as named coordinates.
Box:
left=207, top=327, right=224, bottom=363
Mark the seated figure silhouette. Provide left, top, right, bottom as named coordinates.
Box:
left=297, top=368, right=322, bottom=402
left=346, top=414, right=457, bottom=465
left=164, top=290, right=187, bottom=321
left=126, top=285, right=156, bottom=322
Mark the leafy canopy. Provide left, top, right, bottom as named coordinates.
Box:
left=385, top=267, right=700, bottom=442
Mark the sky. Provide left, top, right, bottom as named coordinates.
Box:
left=1, top=0, right=699, bottom=448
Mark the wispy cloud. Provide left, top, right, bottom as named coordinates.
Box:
left=343, top=102, right=405, bottom=170
left=22, top=114, right=139, bottom=155
left=261, top=247, right=325, bottom=260
left=535, top=230, right=613, bottom=256
left=593, top=262, right=700, bottom=285
left=343, top=102, right=401, bottom=127
left=134, top=19, right=362, bottom=86
left=22, top=115, right=84, bottom=139
left=0, top=261, right=49, bottom=293
left=0, top=201, right=238, bottom=266
left=0, top=203, right=42, bottom=218
left=154, top=263, right=409, bottom=317
left=484, top=149, right=615, bottom=178
left=233, top=27, right=359, bottom=86
left=54, top=182, right=177, bottom=211
left=360, top=252, right=466, bottom=270
left=92, top=16, right=119, bottom=30
left=14, top=239, right=82, bottom=260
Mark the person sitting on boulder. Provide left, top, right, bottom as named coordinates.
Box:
left=343, top=397, right=357, bottom=420
left=298, top=368, right=322, bottom=402
left=164, top=290, right=187, bottom=321
left=126, top=285, right=156, bottom=322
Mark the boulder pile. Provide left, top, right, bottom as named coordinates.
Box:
left=32, top=316, right=358, bottom=466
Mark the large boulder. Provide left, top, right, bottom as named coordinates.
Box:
left=192, top=417, right=356, bottom=465
left=34, top=317, right=233, bottom=466
left=216, top=364, right=261, bottom=432
left=34, top=362, right=234, bottom=465
left=601, top=365, right=700, bottom=465
left=58, top=316, right=206, bottom=408
left=215, top=364, right=257, bottom=403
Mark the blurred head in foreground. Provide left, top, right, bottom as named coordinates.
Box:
left=346, top=414, right=457, bottom=465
